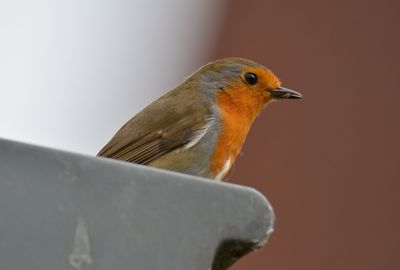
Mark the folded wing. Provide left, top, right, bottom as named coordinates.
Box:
left=98, top=115, right=210, bottom=164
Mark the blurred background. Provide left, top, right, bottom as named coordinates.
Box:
left=1, top=0, right=399, bottom=269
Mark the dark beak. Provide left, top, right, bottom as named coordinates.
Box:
left=269, top=87, right=303, bottom=99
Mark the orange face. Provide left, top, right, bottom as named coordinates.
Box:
left=209, top=67, right=281, bottom=179
left=208, top=62, right=302, bottom=179
left=197, top=58, right=303, bottom=179
left=239, top=66, right=282, bottom=99
left=214, top=66, right=283, bottom=123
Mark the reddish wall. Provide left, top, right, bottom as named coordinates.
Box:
left=213, top=1, right=400, bottom=269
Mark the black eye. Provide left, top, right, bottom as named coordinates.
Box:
left=244, top=72, right=258, bottom=85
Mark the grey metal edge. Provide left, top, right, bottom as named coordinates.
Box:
left=0, top=138, right=275, bottom=270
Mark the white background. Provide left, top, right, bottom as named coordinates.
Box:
left=0, top=0, right=226, bottom=154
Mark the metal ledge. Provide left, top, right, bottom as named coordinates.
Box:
left=0, top=138, right=274, bottom=270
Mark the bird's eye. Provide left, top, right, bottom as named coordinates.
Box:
left=244, top=72, right=258, bottom=85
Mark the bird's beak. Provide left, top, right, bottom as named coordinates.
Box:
left=268, top=87, right=303, bottom=99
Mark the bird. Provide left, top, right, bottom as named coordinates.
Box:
left=98, top=58, right=302, bottom=180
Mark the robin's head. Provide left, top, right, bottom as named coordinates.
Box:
left=190, top=58, right=302, bottom=117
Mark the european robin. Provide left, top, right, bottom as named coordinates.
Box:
left=98, top=58, right=302, bottom=180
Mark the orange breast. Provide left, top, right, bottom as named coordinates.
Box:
left=210, top=85, right=267, bottom=179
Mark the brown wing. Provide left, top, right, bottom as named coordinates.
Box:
left=98, top=83, right=211, bottom=164
left=98, top=116, right=207, bottom=164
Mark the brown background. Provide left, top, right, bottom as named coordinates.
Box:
left=211, top=0, right=400, bottom=269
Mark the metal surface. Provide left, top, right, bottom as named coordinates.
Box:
left=0, top=138, right=274, bottom=270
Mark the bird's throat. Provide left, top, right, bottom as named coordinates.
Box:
left=210, top=87, right=266, bottom=179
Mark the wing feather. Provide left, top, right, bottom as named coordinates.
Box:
left=98, top=116, right=211, bottom=165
